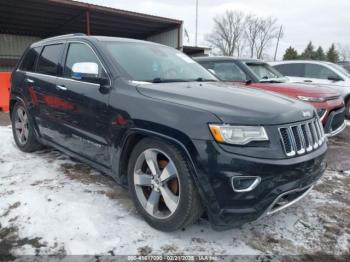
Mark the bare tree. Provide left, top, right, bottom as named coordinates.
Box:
left=336, top=43, right=350, bottom=61
left=206, top=11, right=246, bottom=56
left=254, top=17, right=281, bottom=59
left=245, top=15, right=261, bottom=58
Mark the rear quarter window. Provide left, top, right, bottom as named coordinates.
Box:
left=36, top=44, right=64, bottom=76
left=19, top=47, right=41, bottom=72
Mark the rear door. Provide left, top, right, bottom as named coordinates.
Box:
left=26, top=43, right=65, bottom=140
left=54, top=41, right=111, bottom=167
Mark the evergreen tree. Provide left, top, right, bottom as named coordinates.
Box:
left=301, top=41, right=317, bottom=59
left=326, top=44, right=339, bottom=63
left=283, top=46, right=298, bottom=60
left=315, top=46, right=326, bottom=60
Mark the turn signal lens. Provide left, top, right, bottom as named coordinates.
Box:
left=209, top=125, right=225, bottom=142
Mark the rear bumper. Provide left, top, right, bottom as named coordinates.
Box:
left=191, top=140, right=327, bottom=231
left=324, top=107, right=346, bottom=137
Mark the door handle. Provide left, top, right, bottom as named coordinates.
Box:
left=26, top=78, right=34, bottom=84
left=56, top=84, right=67, bottom=91
left=304, top=80, right=312, bottom=83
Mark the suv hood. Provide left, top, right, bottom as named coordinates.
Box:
left=135, top=81, right=315, bottom=125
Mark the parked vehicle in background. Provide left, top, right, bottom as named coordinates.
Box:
left=337, top=61, right=350, bottom=74
left=10, top=34, right=327, bottom=231
left=271, top=60, right=350, bottom=119
left=195, top=57, right=346, bottom=137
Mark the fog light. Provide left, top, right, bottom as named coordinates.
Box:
left=231, top=176, right=261, bottom=192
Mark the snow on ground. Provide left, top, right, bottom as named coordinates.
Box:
left=0, top=125, right=349, bottom=256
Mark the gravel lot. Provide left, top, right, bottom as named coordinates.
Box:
left=0, top=112, right=349, bottom=258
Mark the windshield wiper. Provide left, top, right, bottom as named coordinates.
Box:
left=151, top=78, right=189, bottom=83
left=149, top=77, right=216, bottom=83
left=194, top=77, right=216, bottom=82
left=259, top=77, right=288, bottom=83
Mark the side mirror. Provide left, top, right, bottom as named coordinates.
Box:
left=328, top=76, right=343, bottom=82
left=72, top=62, right=103, bottom=84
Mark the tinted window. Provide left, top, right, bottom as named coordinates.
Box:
left=63, top=43, right=102, bottom=81
left=274, top=64, right=304, bottom=77
left=20, top=47, right=41, bottom=72
left=304, top=64, right=339, bottom=79
left=37, top=44, right=63, bottom=76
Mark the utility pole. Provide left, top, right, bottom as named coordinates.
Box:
left=274, top=25, right=283, bottom=61
left=195, top=0, right=198, bottom=46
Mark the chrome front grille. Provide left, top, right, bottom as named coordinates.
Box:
left=279, top=118, right=325, bottom=157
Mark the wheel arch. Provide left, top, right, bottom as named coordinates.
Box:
left=115, top=129, right=201, bottom=189
left=9, top=94, right=25, bottom=119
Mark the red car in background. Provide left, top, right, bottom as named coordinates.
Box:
left=195, top=57, right=346, bottom=137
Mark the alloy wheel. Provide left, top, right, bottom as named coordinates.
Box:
left=133, top=148, right=180, bottom=219
left=14, top=106, right=29, bottom=145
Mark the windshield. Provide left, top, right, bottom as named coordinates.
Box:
left=104, top=42, right=217, bottom=83
left=245, top=62, right=286, bottom=81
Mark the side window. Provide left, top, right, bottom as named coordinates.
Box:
left=274, top=64, right=304, bottom=77
left=212, top=62, right=247, bottom=81
left=20, top=47, right=41, bottom=72
left=304, top=64, right=339, bottom=80
left=63, top=42, right=105, bottom=83
left=37, top=44, right=64, bottom=76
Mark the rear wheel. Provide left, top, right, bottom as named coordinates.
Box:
left=346, top=99, right=350, bottom=119
left=11, top=101, right=42, bottom=152
left=128, top=138, right=203, bottom=231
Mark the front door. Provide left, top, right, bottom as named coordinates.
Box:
left=55, top=42, right=111, bottom=167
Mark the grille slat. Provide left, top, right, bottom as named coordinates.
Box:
left=279, top=118, right=325, bottom=157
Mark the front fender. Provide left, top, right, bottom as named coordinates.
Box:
left=111, top=127, right=216, bottom=210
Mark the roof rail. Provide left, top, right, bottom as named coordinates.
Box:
left=43, top=33, right=87, bottom=41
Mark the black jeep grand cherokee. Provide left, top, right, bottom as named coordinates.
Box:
left=10, top=34, right=327, bottom=231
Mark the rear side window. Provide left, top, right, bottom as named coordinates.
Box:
left=37, top=44, right=64, bottom=76
left=274, top=63, right=304, bottom=77
left=20, top=47, right=41, bottom=72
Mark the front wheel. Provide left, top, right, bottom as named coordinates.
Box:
left=11, top=101, right=42, bottom=152
left=128, top=138, right=203, bottom=231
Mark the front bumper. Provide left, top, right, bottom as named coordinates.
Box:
left=191, top=140, right=327, bottom=231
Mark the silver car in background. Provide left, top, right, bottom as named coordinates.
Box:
left=270, top=60, right=350, bottom=118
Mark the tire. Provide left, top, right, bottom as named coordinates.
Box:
left=11, top=101, right=42, bottom=152
left=346, top=99, right=350, bottom=119
left=128, top=138, right=203, bottom=232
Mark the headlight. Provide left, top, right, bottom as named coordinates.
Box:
left=209, top=124, right=269, bottom=145
left=297, top=96, right=326, bottom=102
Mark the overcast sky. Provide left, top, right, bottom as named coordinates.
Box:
left=80, top=0, right=350, bottom=59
